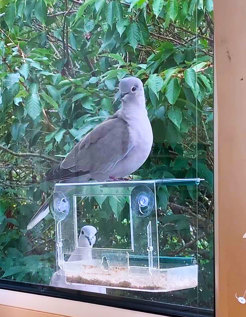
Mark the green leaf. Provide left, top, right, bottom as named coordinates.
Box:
left=101, top=53, right=125, bottom=66
left=95, top=0, right=105, bottom=12
left=127, top=23, right=139, bottom=50
left=116, top=20, right=128, bottom=37
left=197, top=0, right=204, bottom=10
left=174, top=51, right=185, bottom=64
left=167, top=0, right=178, bottom=21
left=106, top=1, right=115, bottom=28
left=168, top=107, right=182, bottom=129
left=147, top=74, right=164, bottom=98
left=199, top=74, right=212, bottom=91
left=29, top=83, right=38, bottom=94
left=109, top=196, right=127, bottom=220
left=4, top=73, right=20, bottom=89
left=75, top=0, right=96, bottom=21
left=184, top=68, right=196, bottom=90
left=163, top=68, right=179, bottom=88
left=11, top=123, right=28, bottom=141
left=102, top=68, right=128, bottom=80
left=153, top=0, right=164, bottom=17
left=41, top=92, right=58, bottom=109
left=55, top=129, right=66, bottom=143
left=95, top=195, right=107, bottom=208
left=26, top=92, right=41, bottom=120
left=114, top=1, right=123, bottom=22
left=2, top=84, right=20, bottom=107
left=198, top=162, right=213, bottom=190
left=89, top=77, right=99, bottom=84
left=165, top=78, right=181, bottom=104
left=157, top=186, right=169, bottom=210
left=2, top=266, right=26, bottom=278
left=184, top=68, right=200, bottom=97
left=5, top=3, right=16, bottom=30
left=19, top=63, right=29, bottom=80
left=192, top=62, right=207, bottom=72
left=46, top=85, right=61, bottom=103
left=205, top=0, right=213, bottom=12
left=69, top=33, right=77, bottom=49
left=69, top=124, right=94, bottom=141
left=72, top=93, right=86, bottom=102
left=34, top=0, right=47, bottom=24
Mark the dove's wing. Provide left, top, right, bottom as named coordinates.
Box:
left=51, top=114, right=133, bottom=180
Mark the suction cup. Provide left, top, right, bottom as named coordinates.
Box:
left=131, top=185, right=155, bottom=217
left=50, top=192, right=70, bottom=221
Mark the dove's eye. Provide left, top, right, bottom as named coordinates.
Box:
left=131, top=86, right=137, bottom=92
left=81, top=230, right=84, bottom=235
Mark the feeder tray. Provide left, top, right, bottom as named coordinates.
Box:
left=52, top=178, right=201, bottom=292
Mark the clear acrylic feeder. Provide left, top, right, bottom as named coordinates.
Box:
left=50, top=179, right=201, bottom=292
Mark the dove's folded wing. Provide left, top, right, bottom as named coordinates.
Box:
left=59, top=115, right=133, bottom=178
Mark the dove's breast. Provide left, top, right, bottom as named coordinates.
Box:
left=109, top=112, right=153, bottom=178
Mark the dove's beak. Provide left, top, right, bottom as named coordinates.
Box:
left=120, top=92, right=129, bottom=99
left=114, top=90, right=129, bottom=102
left=85, top=235, right=92, bottom=246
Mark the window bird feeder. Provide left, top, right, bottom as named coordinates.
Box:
left=50, top=179, right=201, bottom=292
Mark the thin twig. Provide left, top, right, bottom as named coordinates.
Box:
left=48, top=9, right=77, bottom=17
left=170, top=23, right=213, bottom=42
left=168, top=202, right=206, bottom=222
left=150, top=31, right=213, bottom=57
left=150, top=32, right=184, bottom=45
left=171, top=233, right=205, bottom=255
left=0, top=28, right=26, bottom=61
left=0, top=145, right=59, bottom=163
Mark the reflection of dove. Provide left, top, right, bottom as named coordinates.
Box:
left=27, top=76, right=153, bottom=230
left=50, top=225, right=106, bottom=294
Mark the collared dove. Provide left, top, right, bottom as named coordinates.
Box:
left=50, top=225, right=106, bottom=294
left=27, top=76, right=153, bottom=230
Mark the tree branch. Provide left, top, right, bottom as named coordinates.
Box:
left=168, top=202, right=206, bottom=222
left=150, top=32, right=184, bottom=46
left=150, top=31, right=213, bottom=57
left=0, top=145, right=59, bottom=163
left=170, top=23, right=214, bottom=43
left=171, top=233, right=206, bottom=256
left=48, top=10, right=77, bottom=17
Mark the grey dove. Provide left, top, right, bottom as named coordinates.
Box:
left=50, top=225, right=106, bottom=294
left=27, top=76, right=153, bottom=230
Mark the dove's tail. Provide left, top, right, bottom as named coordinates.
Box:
left=27, top=200, right=50, bottom=230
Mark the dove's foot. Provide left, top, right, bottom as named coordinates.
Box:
left=109, top=176, right=132, bottom=181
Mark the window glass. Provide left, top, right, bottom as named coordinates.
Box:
left=0, top=0, right=214, bottom=315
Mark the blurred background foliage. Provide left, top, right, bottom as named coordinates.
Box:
left=0, top=0, right=213, bottom=310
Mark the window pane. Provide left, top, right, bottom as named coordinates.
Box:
left=0, top=0, right=214, bottom=315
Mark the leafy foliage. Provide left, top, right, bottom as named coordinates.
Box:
left=0, top=0, right=214, bottom=310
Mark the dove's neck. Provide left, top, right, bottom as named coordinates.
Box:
left=120, top=95, right=147, bottom=120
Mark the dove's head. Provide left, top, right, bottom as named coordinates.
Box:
left=119, top=77, right=145, bottom=105
left=78, top=225, right=97, bottom=247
